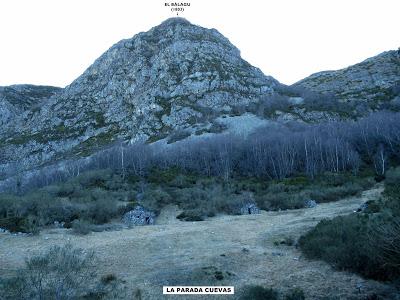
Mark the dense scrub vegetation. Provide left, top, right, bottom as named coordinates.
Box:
left=299, top=167, right=400, bottom=282
left=0, top=244, right=122, bottom=299
left=0, top=170, right=135, bottom=233
left=0, top=167, right=373, bottom=232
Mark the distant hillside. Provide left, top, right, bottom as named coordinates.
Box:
left=0, top=84, right=61, bottom=128
left=294, top=50, right=400, bottom=109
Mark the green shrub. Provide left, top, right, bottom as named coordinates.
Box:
left=308, top=183, right=362, bottom=203
left=0, top=168, right=129, bottom=230
left=72, top=219, right=93, bottom=235
left=141, top=188, right=172, bottom=213
left=176, top=211, right=204, bottom=221
left=383, top=167, right=400, bottom=199
left=20, top=215, right=40, bottom=235
left=299, top=213, right=400, bottom=281
left=368, top=216, right=400, bottom=274
left=57, top=183, right=78, bottom=197
left=84, top=198, right=118, bottom=224
left=364, top=200, right=380, bottom=213
left=0, top=244, right=97, bottom=299
left=285, top=288, right=305, bottom=300
left=147, top=167, right=181, bottom=185
left=255, top=175, right=373, bottom=211
left=257, top=193, right=306, bottom=211
left=240, top=285, right=279, bottom=300
left=101, top=273, right=117, bottom=285
left=169, top=174, right=196, bottom=188
left=283, top=176, right=309, bottom=186
left=298, top=170, right=400, bottom=282
left=0, top=167, right=377, bottom=232
left=76, top=169, right=113, bottom=189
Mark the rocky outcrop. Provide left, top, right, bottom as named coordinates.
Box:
left=0, top=85, right=61, bottom=130
left=304, top=199, right=317, bottom=208
left=0, top=18, right=279, bottom=179
left=122, top=206, right=155, bottom=226
left=294, top=50, right=400, bottom=105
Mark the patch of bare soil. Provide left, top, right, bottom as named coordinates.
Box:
left=1, top=185, right=398, bottom=299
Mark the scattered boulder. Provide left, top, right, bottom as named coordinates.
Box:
left=239, top=203, right=260, bottom=215
left=304, top=199, right=317, bottom=208
left=122, top=206, right=155, bottom=226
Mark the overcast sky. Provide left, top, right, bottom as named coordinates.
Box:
left=0, top=0, right=398, bottom=87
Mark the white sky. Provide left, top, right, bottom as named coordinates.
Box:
left=0, top=0, right=398, bottom=87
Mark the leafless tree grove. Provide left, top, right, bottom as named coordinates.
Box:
left=2, top=111, right=400, bottom=193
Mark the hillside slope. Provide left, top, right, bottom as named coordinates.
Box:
left=294, top=50, right=400, bottom=108
left=0, top=84, right=61, bottom=129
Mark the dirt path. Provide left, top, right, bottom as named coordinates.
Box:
left=1, top=185, right=397, bottom=299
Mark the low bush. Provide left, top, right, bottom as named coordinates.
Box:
left=255, top=174, right=373, bottom=211
left=72, top=219, right=93, bottom=235
left=299, top=169, right=400, bottom=281
left=84, top=198, right=118, bottom=224
left=0, top=167, right=376, bottom=230
left=240, top=285, right=279, bottom=300
left=285, top=288, right=306, bottom=300
left=298, top=214, right=387, bottom=279
left=141, top=188, right=173, bottom=213
left=0, top=244, right=125, bottom=299
left=0, top=244, right=97, bottom=299
left=101, top=273, right=117, bottom=285
left=383, top=167, right=400, bottom=200
left=0, top=169, right=131, bottom=232
left=176, top=211, right=204, bottom=221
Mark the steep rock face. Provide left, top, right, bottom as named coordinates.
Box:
left=0, top=85, right=61, bottom=129
left=294, top=50, right=400, bottom=105
left=0, top=18, right=278, bottom=178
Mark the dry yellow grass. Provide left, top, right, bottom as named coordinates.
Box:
left=1, top=185, right=398, bottom=299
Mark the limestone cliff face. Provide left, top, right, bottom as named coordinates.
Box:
left=0, top=85, right=61, bottom=129
left=0, top=18, right=279, bottom=178
left=1, top=18, right=398, bottom=181
left=294, top=50, right=400, bottom=105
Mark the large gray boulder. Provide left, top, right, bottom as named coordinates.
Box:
left=122, top=206, right=155, bottom=226
left=304, top=199, right=317, bottom=208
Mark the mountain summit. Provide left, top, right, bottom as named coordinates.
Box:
left=0, top=18, right=399, bottom=182
left=0, top=18, right=279, bottom=177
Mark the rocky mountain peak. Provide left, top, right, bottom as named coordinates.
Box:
left=0, top=18, right=278, bottom=178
